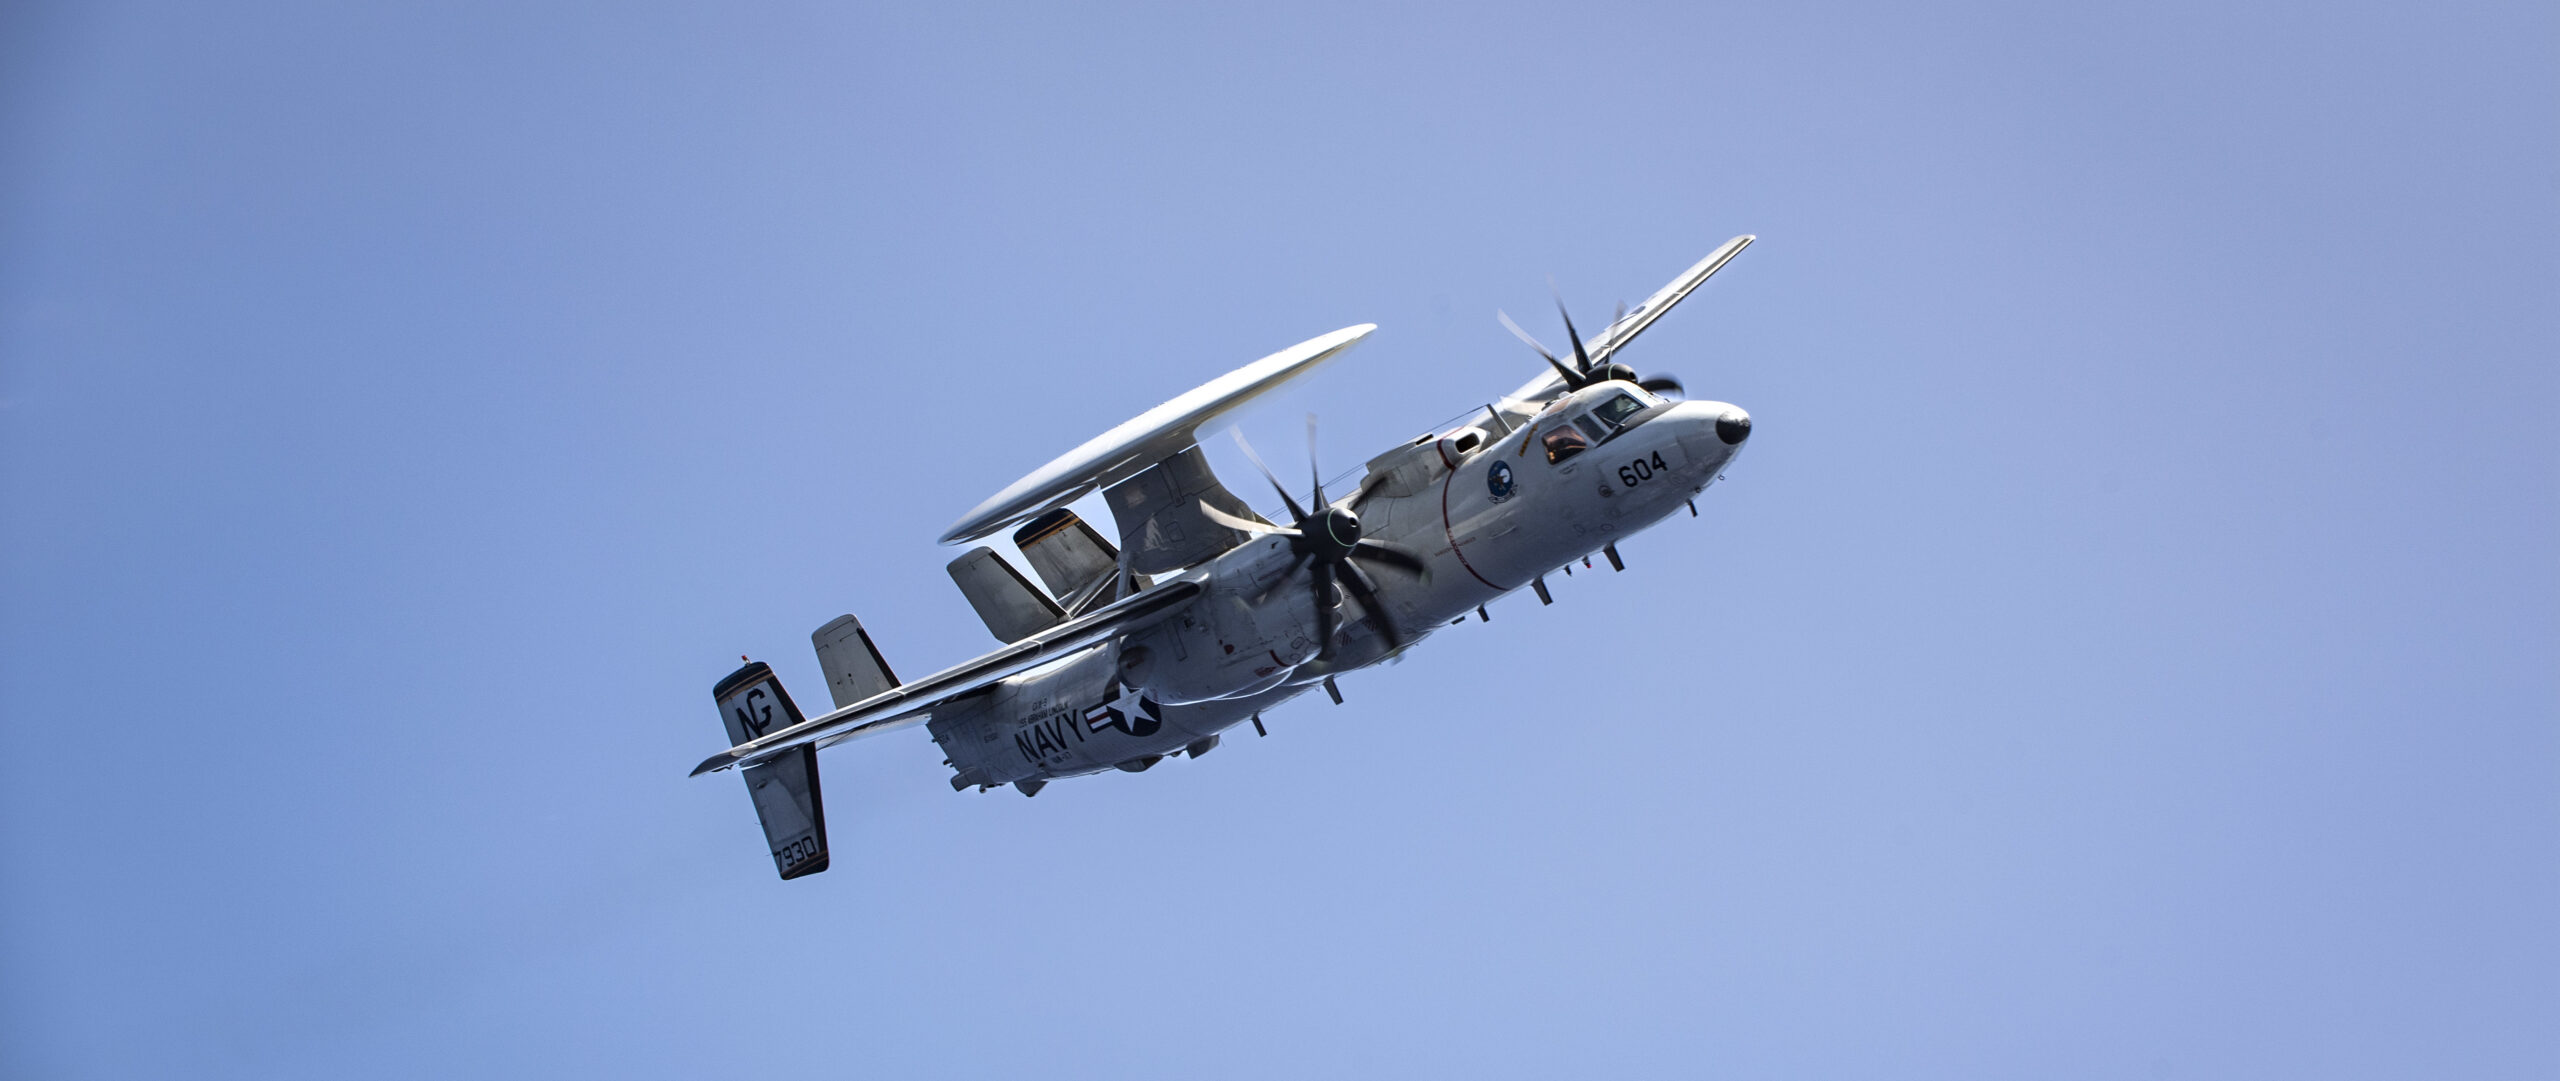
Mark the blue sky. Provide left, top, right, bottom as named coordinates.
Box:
left=3, top=2, right=2552, bottom=1077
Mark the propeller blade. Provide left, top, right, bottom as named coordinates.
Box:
left=1495, top=309, right=1576, bottom=389
left=1497, top=309, right=1559, bottom=363
left=1335, top=561, right=1405, bottom=652
left=1542, top=354, right=1585, bottom=391
left=1230, top=428, right=1309, bottom=523
left=1311, top=570, right=1338, bottom=660
left=1197, top=499, right=1284, bottom=537
left=1546, top=354, right=1586, bottom=391
left=1638, top=375, right=1684, bottom=396
left=1502, top=309, right=1584, bottom=391
left=1305, top=413, right=1324, bottom=510
left=1557, top=298, right=1592, bottom=376
left=1348, top=540, right=1427, bottom=576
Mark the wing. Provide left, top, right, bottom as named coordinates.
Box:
left=941, top=324, right=1377, bottom=544
left=1501, top=235, right=1755, bottom=404
left=1589, top=234, right=1754, bottom=364
left=688, top=577, right=1202, bottom=776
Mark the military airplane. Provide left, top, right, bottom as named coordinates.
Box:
left=694, top=236, right=1759, bottom=878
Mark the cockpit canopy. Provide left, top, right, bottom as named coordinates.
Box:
left=1540, top=385, right=1656, bottom=464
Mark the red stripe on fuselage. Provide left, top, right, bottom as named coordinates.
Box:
left=1438, top=439, right=1505, bottom=591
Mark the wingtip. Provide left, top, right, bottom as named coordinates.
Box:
left=1318, top=323, right=1379, bottom=352
left=689, top=753, right=738, bottom=777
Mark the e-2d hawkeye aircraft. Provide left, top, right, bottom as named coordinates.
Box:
left=693, top=235, right=1759, bottom=879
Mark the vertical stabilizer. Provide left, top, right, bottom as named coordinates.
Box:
left=946, top=547, right=1065, bottom=642
left=811, top=614, right=901, bottom=710
left=1103, top=445, right=1262, bottom=575
left=1012, top=508, right=1121, bottom=600
left=712, top=662, right=829, bottom=880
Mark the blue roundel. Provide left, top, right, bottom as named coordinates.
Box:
left=1486, top=459, right=1516, bottom=502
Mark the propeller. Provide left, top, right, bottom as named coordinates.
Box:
left=1198, top=417, right=1429, bottom=661
left=1498, top=295, right=1684, bottom=398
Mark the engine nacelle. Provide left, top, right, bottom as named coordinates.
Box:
left=1117, top=534, right=1326, bottom=705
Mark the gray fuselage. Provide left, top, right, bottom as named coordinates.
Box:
left=932, top=385, right=1750, bottom=789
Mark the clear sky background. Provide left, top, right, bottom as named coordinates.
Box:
left=3, top=2, right=2552, bottom=1077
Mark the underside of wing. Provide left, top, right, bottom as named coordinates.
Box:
left=688, top=577, right=1203, bottom=776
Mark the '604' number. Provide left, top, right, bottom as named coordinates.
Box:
left=1617, top=451, right=1669, bottom=488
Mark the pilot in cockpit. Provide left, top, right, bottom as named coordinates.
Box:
left=1540, top=389, right=1653, bottom=464
left=1589, top=389, right=1648, bottom=430
left=1541, top=422, right=1589, bottom=464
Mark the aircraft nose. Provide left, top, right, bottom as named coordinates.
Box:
left=1716, top=407, right=1751, bottom=445
left=1673, top=401, right=1750, bottom=470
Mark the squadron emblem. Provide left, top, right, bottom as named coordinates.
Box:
left=1486, top=459, right=1516, bottom=503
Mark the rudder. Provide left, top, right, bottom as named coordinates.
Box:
left=946, top=547, right=1064, bottom=643
left=712, top=661, right=829, bottom=880
left=811, top=614, right=902, bottom=710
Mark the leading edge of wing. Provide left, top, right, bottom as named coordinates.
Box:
left=1589, top=234, right=1753, bottom=365
left=939, top=324, right=1377, bottom=545
left=687, top=578, right=1204, bottom=777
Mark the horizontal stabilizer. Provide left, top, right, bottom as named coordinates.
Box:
left=691, top=576, right=1204, bottom=777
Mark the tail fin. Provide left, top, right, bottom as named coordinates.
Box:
left=1013, top=508, right=1121, bottom=602
left=946, top=547, right=1065, bottom=642
left=811, top=614, right=902, bottom=710
left=713, top=661, right=828, bottom=880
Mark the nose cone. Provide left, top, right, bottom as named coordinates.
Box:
left=1716, top=407, right=1751, bottom=445
left=1672, top=401, right=1750, bottom=470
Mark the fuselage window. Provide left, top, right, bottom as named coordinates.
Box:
left=1542, top=424, right=1590, bottom=464
left=1592, top=392, right=1646, bottom=431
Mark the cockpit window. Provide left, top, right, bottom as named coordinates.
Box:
left=1573, top=415, right=1606, bottom=442
left=1541, top=424, right=1590, bottom=464
left=1591, top=392, right=1646, bottom=431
